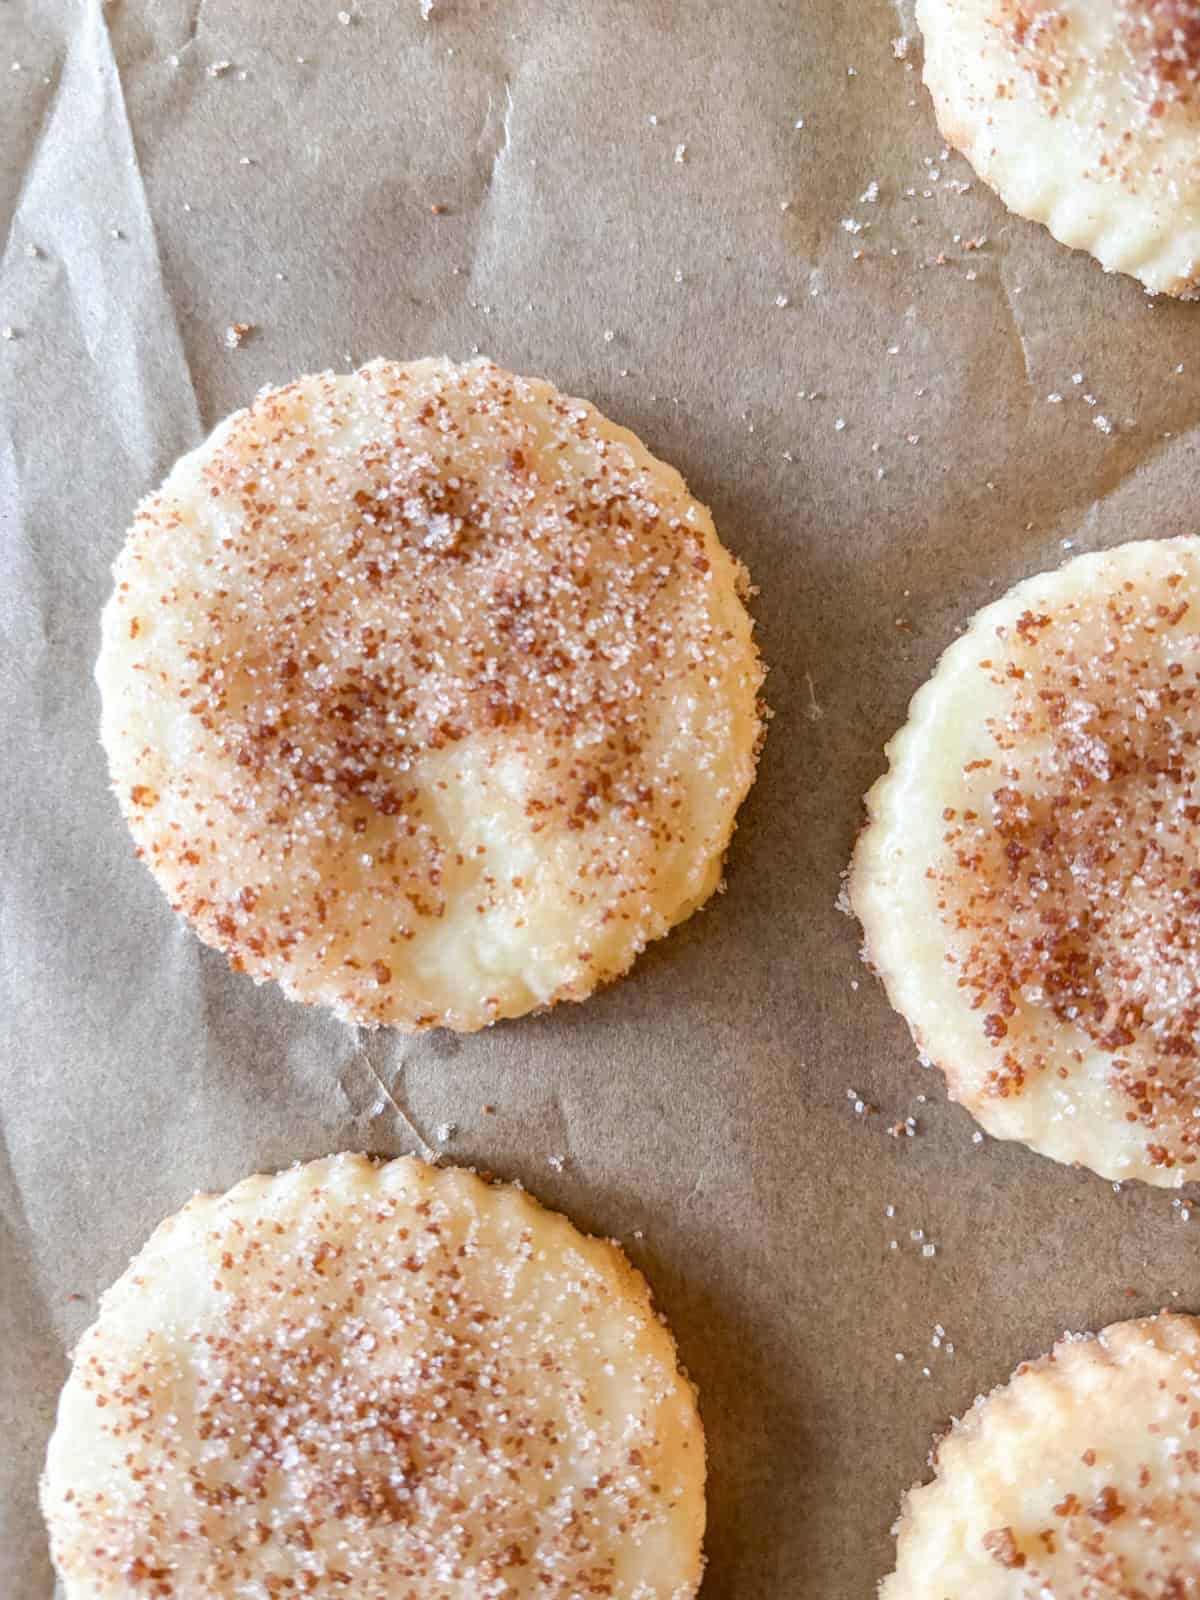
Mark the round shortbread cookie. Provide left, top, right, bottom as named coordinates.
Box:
left=884, top=1314, right=1200, bottom=1598
left=917, top=0, right=1200, bottom=296
left=41, top=1153, right=706, bottom=1600
left=850, top=537, right=1200, bottom=1186
left=97, top=357, right=764, bottom=1030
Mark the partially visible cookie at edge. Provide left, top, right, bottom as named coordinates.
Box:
left=851, top=537, right=1200, bottom=1187
left=884, top=1314, right=1200, bottom=1597
left=42, top=1152, right=707, bottom=1600
left=97, top=357, right=765, bottom=1029
left=917, top=0, right=1200, bottom=295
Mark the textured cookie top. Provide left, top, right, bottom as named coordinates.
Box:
left=884, top=1315, right=1200, bottom=1598
left=97, top=358, right=763, bottom=1028
left=851, top=538, right=1200, bottom=1186
left=41, top=1154, right=706, bottom=1600
left=918, top=0, right=1200, bottom=293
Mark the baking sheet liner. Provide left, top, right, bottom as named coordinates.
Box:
left=2, top=1, right=1200, bottom=1593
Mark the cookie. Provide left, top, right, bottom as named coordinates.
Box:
left=851, top=537, right=1200, bottom=1186
left=917, top=0, right=1200, bottom=295
left=884, top=1314, right=1200, bottom=1597
left=97, top=358, right=764, bottom=1029
left=42, top=1153, right=706, bottom=1599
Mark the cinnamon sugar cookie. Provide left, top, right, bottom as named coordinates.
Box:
left=42, top=1153, right=706, bottom=1600
left=884, top=1314, right=1200, bottom=1598
left=917, top=0, right=1200, bottom=295
left=851, top=538, right=1200, bottom=1186
left=97, top=358, right=764, bottom=1029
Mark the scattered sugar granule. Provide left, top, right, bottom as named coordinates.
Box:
left=1093, top=415, right=1113, bottom=435
left=207, top=60, right=233, bottom=77
left=337, top=8, right=352, bottom=22
left=674, top=143, right=687, bottom=163
left=420, top=0, right=435, bottom=15
left=434, top=1122, right=457, bottom=1143
left=547, top=1154, right=566, bottom=1173
left=1047, top=392, right=1063, bottom=404
left=860, top=180, right=880, bottom=204
left=25, top=243, right=39, bottom=259
left=223, top=322, right=252, bottom=349
left=1, top=326, right=15, bottom=340
left=841, top=217, right=863, bottom=235
left=775, top=293, right=790, bottom=308
left=834, top=417, right=846, bottom=432
left=892, top=36, right=911, bottom=59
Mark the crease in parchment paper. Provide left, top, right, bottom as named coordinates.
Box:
left=0, top=1111, right=61, bottom=1358
left=339, top=1029, right=441, bottom=1163
left=996, top=247, right=1038, bottom=392
left=0, top=421, right=45, bottom=658
left=477, top=77, right=517, bottom=200
left=6, top=0, right=201, bottom=479
left=0, top=79, right=63, bottom=272
left=1047, top=422, right=1200, bottom=550
left=180, top=0, right=210, bottom=54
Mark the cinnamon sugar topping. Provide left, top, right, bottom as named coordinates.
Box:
left=851, top=538, right=1200, bottom=1185
left=96, top=358, right=764, bottom=1029
left=937, top=570, right=1200, bottom=1164
left=42, top=1155, right=706, bottom=1600
left=885, top=1316, right=1200, bottom=1598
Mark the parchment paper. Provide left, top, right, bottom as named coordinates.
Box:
left=3, top=1, right=1200, bottom=1594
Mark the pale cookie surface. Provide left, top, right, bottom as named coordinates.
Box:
left=42, top=1153, right=706, bottom=1600
left=851, top=538, right=1200, bottom=1186
left=917, top=0, right=1200, bottom=295
left=884, top=1315, right=1200, bottom=1598
left=97, top=357, right=763, bottom=1029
